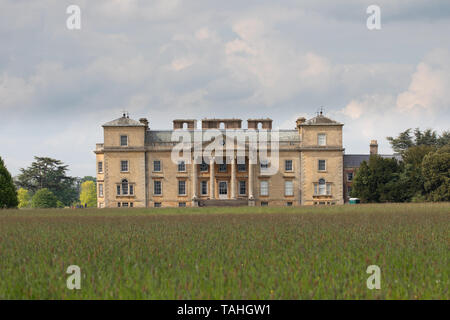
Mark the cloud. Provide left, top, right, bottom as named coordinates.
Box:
left=396, top=49, right=450, bottom=112
left=0, top=0, right=449, bottom=176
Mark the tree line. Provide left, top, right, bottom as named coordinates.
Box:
left=351, top=128, right=450, bottom=202
left=0, top=156, right=97, bottom=209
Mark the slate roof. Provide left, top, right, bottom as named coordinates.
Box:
left=303, top=114, right=343, bottom=126
left=344, top=154, right=403, bottom=167
left=103, top=116, right=145, bottom=127
left=146, top=129, right=301, bottom=144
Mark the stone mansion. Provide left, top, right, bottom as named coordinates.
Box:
left=95, top=113, right=394, bottom=208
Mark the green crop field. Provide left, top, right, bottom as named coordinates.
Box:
left=0, top=203, right=448, bottom=299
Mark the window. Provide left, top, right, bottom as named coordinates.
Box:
left=178, top=160, right=186, bottom=172
left=154, top=202, right=161, bottom=208
left=153, top=160, right=161, bottom=172
left=261, top=201, right=268, bottom=206
left=239, top=181, right=246, bottom=195
left=285, top=180, right=294, bottom=196
left=237, top=163, right=246, bottom=172
left=347, top=172, right=353, bottom=181
left=285, top=160, right=293, bottom=172
left=117, top=185, right=121, bottom=195
left=318, top=133, right=326, bottom=146
left=318, top=179, right=326, bottom=195
left=178, top=180, right=186, bottom=195
left=121, top=179, right=129, bottom=195
left=200, top=160, right=209, bottom=172
left=260, top=180, right=269, bottom=196
left=286, top=202, right=293, bottom=206
left=130, top=202, right=133, bottom=208
left=117, top=202, right=121, bottom=207
left=98, top=161, right=103, bottom=173
left=318, top=160, right=326, bottom=171
left=219, top=163, right=227, bottom=172
left=129, top=184, right=134, bottom=196
left=121, top=160, right=129, bottom=172
left=154, top=180, right=162, bottom=195
left=122, top=202, right=129, bottom=207
left=179, top=202, right=186, bottom=207
left=120, top=135, right=128, bottom=146
left=99, top=184, right=103, bottom=197
left=260, top=161, right=269, bottom=170
left=201, top=181, right=208, bottom=195
left=314, top=179, right=332, bottom=196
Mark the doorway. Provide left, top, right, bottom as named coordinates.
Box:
left=218, top=181, right=228, bottom=199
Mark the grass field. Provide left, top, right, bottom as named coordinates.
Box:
left=0, top=203, right=448, bottom=299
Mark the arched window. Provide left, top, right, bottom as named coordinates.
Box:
left=121, top=179, right=129, bottom=195
left=219, top=122, right=225, bottom=129
left=257, top=122, right=263, bottom=130
left=182, top=122, right=188, bottom=130
left=318, top=178, right=326, bottom=195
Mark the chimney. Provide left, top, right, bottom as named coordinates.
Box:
left=370, top=140, right=378, bottom=155
left=139, top=118, right=149, bottom=129
left=296, top=117, right=306, bottom=128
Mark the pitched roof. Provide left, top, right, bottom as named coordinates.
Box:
left=103, top=116, right=145, bottom=127
left=303, top=114, right=343, bottom=126
left=344, top=154, right=403, bottom=167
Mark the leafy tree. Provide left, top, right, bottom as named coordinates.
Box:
left=16, top=157, right=78, bottom=206
left=17, top=188, right=31, bottom=208
left=400, top=145, right=436, bottom=200
left=79, top=181, right=97, bottom=207
left=351, top=155, right=404, bottom=202
left=31, top=188, right=58, bottom=208
left=437, top=131, right=450, bottom=148
left=422, top=146, right=450, bottom=201
left=0, top=156, right=18, bottom=208
left=387, top=128, right=450, bottom=154
left=387, top=129, right=414, bottom=154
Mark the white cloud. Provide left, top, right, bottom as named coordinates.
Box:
left=396, top=49, right=450, bottom=112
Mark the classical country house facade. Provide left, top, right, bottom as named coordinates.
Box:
left=95, top=113, right=391, bottom=208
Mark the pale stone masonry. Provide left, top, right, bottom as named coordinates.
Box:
left=95, top=112, right=375, bottom=208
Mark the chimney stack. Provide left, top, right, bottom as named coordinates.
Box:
left=296, top=117, right=306, bottom=128
left=370, top=140, right=378, bottom=155
left=139, top=118, right=149, bottom=129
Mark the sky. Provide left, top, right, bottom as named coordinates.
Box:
left=1, top=0, right=449, bottom=177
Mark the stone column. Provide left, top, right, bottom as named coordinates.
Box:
left=231, top=155, right=236, bottom=199
left=248, top=162, right=254, bottom=200
left=192, top=157, right=198, bottom=200
left=210, top=157, right=215, bottom=199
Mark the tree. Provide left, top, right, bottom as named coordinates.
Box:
left=17, top=188, right=31, bottom=208
left=79, top=181, right=97, bottom=207
left=400, top=145, right=436, bottom=200
left=351, top=155, right=404, bottom=202
left=387, top=129, right=414, bottom=154
left=422, top=146, right=450, bottom=202
left=437, top=131, right=450, bottom=148
left=0, top=156, right=18, bottom=208
left=31, top=188, right=58, bottom=208
left=387, top=128, right=450, bottom=154
left=16, top=157, right=78, bottom=206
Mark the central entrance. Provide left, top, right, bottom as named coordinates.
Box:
left=218, top=181, right=228, bottom=199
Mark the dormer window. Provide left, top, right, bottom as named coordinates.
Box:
left=318, top=133, right=326, bottom=146
left=120, top=135, right=128, bottom=146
